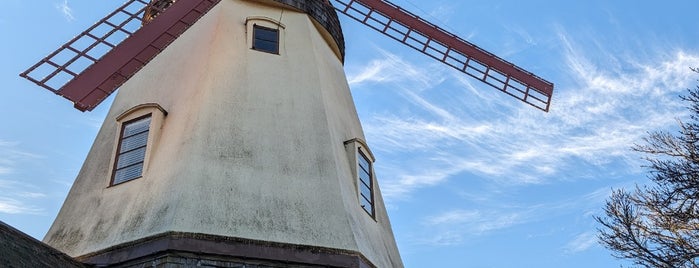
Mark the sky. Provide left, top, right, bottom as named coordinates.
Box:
left=1, top=0, right=699, bottom=267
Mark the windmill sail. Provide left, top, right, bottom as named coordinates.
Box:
left=20, top=0, right=220, bottom=111
left=22, top=0, right=553, bottom=112
left=333, top=0, right=554, bottom=111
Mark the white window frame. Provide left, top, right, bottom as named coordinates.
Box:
left=245, top=16, right=286, bottom=55
left=108, top=103, right=167, bottom=186
left=344, top=138, right=377, bottom=219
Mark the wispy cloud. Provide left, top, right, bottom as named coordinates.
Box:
left=0, top=141, right=19, bottom=175
left=414, top=207, right=534, bottom=246
left=350, top=31, right=699, bottom=200
left=55, top=0, right=75, bottom=21
left=564, top=231, right=599, bottom=253
left=348, top=48, right=444, bottom=89
left=427, top=209, right=526, bottom=232
left=499, top=24, right=539, bottom=57
left=17, top=192, right=48, bottom=199
left=0, top=140, right=46, bottom=215
left=0, top=197, right=42, bottom=215
left=0, top=140, right=42, bottom=175
left=414, top=186, right=617, bottom=247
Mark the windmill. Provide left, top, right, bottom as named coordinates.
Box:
left=20, top=0, right=554, bottom=267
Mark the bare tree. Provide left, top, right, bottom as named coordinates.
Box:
left=596, top=69, right=699, bottom=268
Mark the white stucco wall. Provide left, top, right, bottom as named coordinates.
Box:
left=44, top=1, right=403, bottom=267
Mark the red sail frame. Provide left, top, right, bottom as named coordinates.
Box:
left=21, top=0, right=221, bottom=111
left=333, top=0, right=554, bottom=111
left=22, top=0, right=553, bottom=112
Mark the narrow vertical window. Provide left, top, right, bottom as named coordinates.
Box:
left=358, top=149, right=374, bottom=217
left=252, top=24, right=279, bottom=54
left=112, top=115, right=152, bottom=185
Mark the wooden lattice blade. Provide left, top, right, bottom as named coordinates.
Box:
left=21, top=0, right=221, bottom=111
left=332, top=0, right=554, bottom=112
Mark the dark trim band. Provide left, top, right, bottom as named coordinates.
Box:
left=78, top=232, right=375, bottom=268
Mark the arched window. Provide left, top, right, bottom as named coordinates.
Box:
left=344, top=138, right=377, bottom=218
left=109, top=103, right=167, bottom=186
left=246, top=16, right=285, bottom=55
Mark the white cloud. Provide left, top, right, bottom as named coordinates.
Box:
left=0, top=198, right=41, bottom=214
left=564, top=231, right=599, bottom=253
left=353, top=33, right=699, bottom=200
left=427, top=210, right=481, bottom=225
left=381, top=169, right=450, bottom=199
left=413, top=208, right=531, bottom=246
left=415, top=186, right=617, bottom=247
left=0, top=141, right=47, bottom=215
left=421, top=230, right=465, bottom=246
left=18, top=192, right=48, bottom=199
left=347, top=48, right=445, bottom=90
left=0, top=141, right=17, bottom=175
left=0, top=179, right=18, bottom=189
left=426, top=209, right=526, bottom=233
left=0, top=140, right=42, bottom=176
left=55, top=0, right=75, bottom=21
left=498, top=24, right=539, bottom=58
left=0, top=167, right=12, bottom=175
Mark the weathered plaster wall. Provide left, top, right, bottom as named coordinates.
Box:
left=44, top=1, right=402, bottom=267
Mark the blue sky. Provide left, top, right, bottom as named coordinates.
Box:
left=1, top=0, right=698, bottom=267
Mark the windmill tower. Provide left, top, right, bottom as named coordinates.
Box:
left=20, top=0, right=554, bottom=267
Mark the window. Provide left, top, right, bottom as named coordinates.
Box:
left=344, top=138, right=377, bottom=219
left=246, top=17, right=284, bottom=55
left=357, top=149, right=375, bottom=217
left=252, top=25, right=279, bottom=54
left=109, top=103, right=166, bottom=187
left=112, top=115, right=152, bottom=185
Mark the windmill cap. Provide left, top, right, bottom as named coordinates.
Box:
left=270, top=0, right=345, bottom=60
